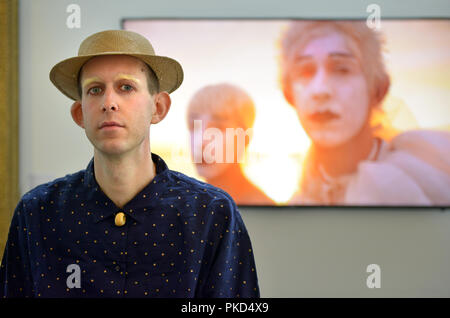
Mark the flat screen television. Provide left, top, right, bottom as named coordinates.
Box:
left=123, top=18, right=450, bottom=208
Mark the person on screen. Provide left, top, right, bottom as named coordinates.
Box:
left=279, top=20, right=450, bottom=205
left=0, top=30, right=259, bottom=298
left=186, top=83, right=274, bottom=205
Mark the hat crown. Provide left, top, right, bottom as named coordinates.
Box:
left=78, top=30, right=156, bottom=56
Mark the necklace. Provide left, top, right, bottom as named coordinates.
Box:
left=317, top=138, right=381, bottom=203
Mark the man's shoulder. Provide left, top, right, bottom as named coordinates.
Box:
left=20, top=168, right=86, bottom=206
left=165, top=169, right=247, bottom=231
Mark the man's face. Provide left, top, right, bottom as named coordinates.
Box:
left=78, top=55, right=155, bottom=156
left=288, top=31, right=370, bottom=148
left=188, top=112, right=245, bottom=180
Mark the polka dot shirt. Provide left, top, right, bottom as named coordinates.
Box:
left=0, top=153, right=259, bottom=298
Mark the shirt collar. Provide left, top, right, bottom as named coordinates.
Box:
left=83, top=153, right=171, bottom=224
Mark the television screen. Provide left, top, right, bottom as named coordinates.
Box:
left=123, top=19, right=450, bottom=207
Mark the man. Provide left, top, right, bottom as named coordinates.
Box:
left=279, top=21, right=450, bottom=205
left=186, top=83, right=274, bottom=205
left=0, top=30, right=259, bottom=297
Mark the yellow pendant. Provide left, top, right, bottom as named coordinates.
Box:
left=115, top=212, right=126, bottom=227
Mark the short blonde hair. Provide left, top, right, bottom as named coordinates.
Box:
left=186, top=83, right=256, bottom=131
left=279, top=20, right=390, bottom=108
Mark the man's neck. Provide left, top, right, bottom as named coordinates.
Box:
left=93, top=148, right=156, bottom=208
left=313, top=123, right=375, bottom=178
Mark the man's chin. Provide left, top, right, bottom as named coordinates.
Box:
left=309, top=130, right=349, bottom=148
left=94, top=143, right=130, bottom=157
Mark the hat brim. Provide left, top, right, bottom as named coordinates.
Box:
left=49, top=52, right=184, bottom=101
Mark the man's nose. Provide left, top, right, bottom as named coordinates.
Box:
left=101, top=88, right=119, bottom=112
left=310, top=68, right=332, bottom=103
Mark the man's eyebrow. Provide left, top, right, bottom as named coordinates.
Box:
left=329, top=52, right=356, bottom=59
left=114, top=74, right=141, bottom=83
left=292, top=55, right=313, bottom=63
left=292, top=52, right=356, bottom=62
left=81, top=76, right=102, bottom=88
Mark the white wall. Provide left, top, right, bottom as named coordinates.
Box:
left=19, top=0, right=450, bottom=297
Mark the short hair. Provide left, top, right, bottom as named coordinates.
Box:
left=186, top=83, right=256, bottom=131
left=76, top=57, right=159, bottom=99
left=279, top=20, right=390, bottom=108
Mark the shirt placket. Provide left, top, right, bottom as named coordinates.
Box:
left=112, top=208, right=131, bottom=297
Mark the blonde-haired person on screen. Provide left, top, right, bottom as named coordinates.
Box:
left=279, top=20, right=450, bottom=205
left=187, top=83, right=274, bottom=205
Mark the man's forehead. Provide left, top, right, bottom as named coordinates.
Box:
left=81, top=73, right=142, bottom=87
left=80, top=55, right=148, bottom=86
left=81, top=55, right=148, bottom=76
left=289, top=29, right=359, bottom=60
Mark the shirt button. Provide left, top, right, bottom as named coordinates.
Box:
left=115, top=265, right=121, bottom=272
left=115, top=212, right=126, bottom=227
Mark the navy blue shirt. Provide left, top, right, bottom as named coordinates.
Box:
left=0, top=153, right=259, bottom=298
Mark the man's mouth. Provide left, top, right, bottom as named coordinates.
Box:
left=99, top=121, right=124, bottom=129
left=308, top=111, right=340, bottom=123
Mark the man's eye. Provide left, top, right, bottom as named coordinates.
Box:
left=88, top=87, right=102, bottom=95
left=292, top=64, right=315, bottom=79
left=120, top=84, right=134, bottom=91
left=334, top=65, right=350, bottom=74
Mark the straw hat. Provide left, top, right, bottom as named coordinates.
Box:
left=49, top=30, right=184, bottom=100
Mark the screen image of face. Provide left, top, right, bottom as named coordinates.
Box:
left=124, top=19, right=450, bottom=207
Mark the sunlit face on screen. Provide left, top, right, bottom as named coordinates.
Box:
left=188, top=113, right=242, bottom=180
left=289, top=31, right=370, bottom=148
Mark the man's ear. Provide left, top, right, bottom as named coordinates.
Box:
left=373, top=75, right=390, bottom=107
left=70, top=101, right=85, bottom=128
left=151, top=91, right=171, bottom=124
left=282, top=76, right=295, bottom=107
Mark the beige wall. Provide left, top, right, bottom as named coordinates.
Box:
left=17, top=0, right=450, bottom=297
